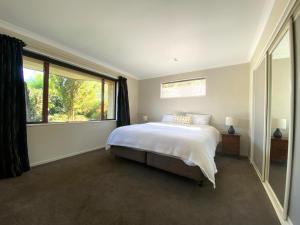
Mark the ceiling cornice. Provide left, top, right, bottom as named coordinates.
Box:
left=250, top=0, right=298, bottom=69
left=139, top=61, right=250, bottom=80
left=0, top=19, right=140, bottom=80
left=247, top=0, right=276, bottom=61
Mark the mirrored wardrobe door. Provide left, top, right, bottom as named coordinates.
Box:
left=266, top=23, right=294, bottom=215
left=252, top=57, right=267, bottom=180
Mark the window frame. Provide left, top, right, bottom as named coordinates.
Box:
left=160, top=77, right=206, bottom=99
left=23, top=50, right=117, bottom=124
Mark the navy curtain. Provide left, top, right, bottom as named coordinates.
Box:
left=0, top=34, right=30, bottom=178
left=117, top=76, right=130, bottom=127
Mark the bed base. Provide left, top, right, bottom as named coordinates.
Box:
left=110, top=146, right=205, bottom=185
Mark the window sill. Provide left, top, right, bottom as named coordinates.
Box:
left=26, top=120, right=116, bottom=127
left=160, top=95, right=206, bottom=99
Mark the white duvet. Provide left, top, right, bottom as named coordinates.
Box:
left=106, top=122, right=220, bottom=187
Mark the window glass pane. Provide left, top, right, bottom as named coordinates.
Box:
left=48, top=64, right=102, bottom=122
left=161, top=78, right=206, bottom=98
left=104, top=80, right=115, bottom=119
left=23, top=57, right=44, bottom=122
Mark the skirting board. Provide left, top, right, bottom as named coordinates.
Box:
left=251, top=163, right=294, bottom=225
left=250, top=160, right=263, bottom=182
left=30, top=146, right=105, bottom=167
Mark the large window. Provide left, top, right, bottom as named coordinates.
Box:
left=160, top=78, right=206, bottom=98
left=23, top=53, right=116, bottom=123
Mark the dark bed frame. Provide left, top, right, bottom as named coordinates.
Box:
left=110, top=145, right=205, bottom=185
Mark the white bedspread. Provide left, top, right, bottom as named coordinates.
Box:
left=106, top=122, right=220, bottom=187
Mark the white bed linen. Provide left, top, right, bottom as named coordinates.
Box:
left=106, top=122, right=220, bottom=187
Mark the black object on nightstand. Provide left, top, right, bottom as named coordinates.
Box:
left=221, top=133, right=240, bottom=158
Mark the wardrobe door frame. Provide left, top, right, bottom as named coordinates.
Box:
left=251, top=56, right=268, bottom=181
left=265, top=19, right=295, bottom=220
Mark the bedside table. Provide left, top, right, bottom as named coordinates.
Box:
left=221, top=133, right=240, bottom=158
left=270, top=137, right=288, bottom=162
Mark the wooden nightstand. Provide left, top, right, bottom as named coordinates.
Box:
left=270, top=137, right=288, bottom=162
left=221, top=133, right=240, bottom=158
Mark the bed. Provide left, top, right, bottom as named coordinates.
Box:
left=106, top=118, right=220, bottom=187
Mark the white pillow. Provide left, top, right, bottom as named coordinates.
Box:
left=187, top=114, right=211, bottom=125
left=175, top=115, right=192, bottom=125
left=161, top=114, right=176, bottom=123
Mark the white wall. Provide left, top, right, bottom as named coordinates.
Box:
left=127, top=77, right=139, bottom=124
left=138, top=63, right=250, bottom=156
left=27, top=121, right=115, bottom=166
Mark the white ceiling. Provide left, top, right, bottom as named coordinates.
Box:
left=0, top=0, right=274, bottom=79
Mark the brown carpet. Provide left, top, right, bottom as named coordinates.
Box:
left=0, top=149, right=280, bottom=225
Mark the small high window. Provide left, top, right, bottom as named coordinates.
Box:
left=161, top=78, right=206, bottom=98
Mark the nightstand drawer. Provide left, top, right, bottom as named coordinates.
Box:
left=270, top=138, right=288, bottom=161
left=222, top=143, right=239, bottom=152
left=221, top=133, right=240, bottom=157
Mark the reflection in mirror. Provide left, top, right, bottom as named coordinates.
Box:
left=269, top=31, right=291, bottom=206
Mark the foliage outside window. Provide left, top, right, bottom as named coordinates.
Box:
left=23, top=56, right=116, bottom=123
left=23, top=57, right=44, bottom=122
left=160, top=78, right=206, bottom=98
left=48, top=65, right=103, bottom=122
